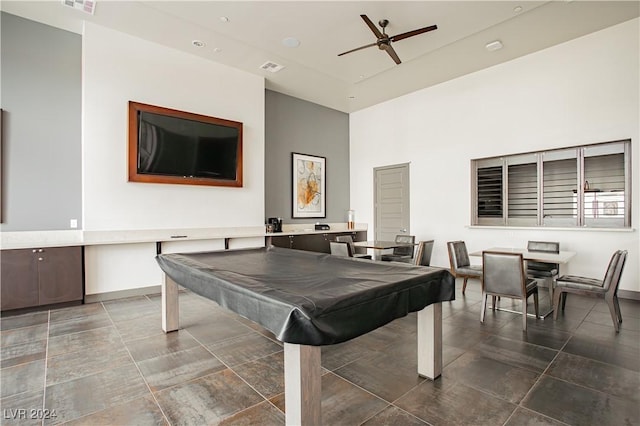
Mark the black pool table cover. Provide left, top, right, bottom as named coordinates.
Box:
left=156, top=246, right=455, bottom=346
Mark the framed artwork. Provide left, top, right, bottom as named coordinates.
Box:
left=292, top=152, right=326, bottom=218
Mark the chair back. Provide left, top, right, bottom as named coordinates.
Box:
left=393, top=234, right=415, bottom=257
left=414, top=240, right=434, bottom=266
left=482, top=251, right=526, bottom=298
left=335, top=235, right=354, bottom=244
left=526, top=240, right=560, bottom=274
left=610, top=250, right=628, bottom=295
left=329, top=241, right=352, bottom=257
left=447, top=241, right=471, bottom=270
left=527, top=241, right=560, bottom=253
left=602, top=250, right=627, bottom=292
left=336, top=235, right=356, bottom=253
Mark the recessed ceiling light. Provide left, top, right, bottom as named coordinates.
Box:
left=485, top=40, right=503, bottom=52
left=192, top=40, right=206, bottom=48
left=220, top=16, right=230, bottom=23
left=513, top=6, right=523, bottom=13
left=282, top=37, right=300, bottom=48
left=213, top=47, right=222, bottom=53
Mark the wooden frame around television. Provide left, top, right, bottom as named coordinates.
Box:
left=128, top=101, right=243, bottom=187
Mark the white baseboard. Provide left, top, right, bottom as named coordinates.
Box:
left=618, top=289, right=639, bottom=301
left=84, top=285, right=161, bottom=303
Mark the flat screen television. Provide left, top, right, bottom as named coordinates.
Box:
left=128, top=101, right=243, bottom=187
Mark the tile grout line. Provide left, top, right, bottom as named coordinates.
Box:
left=101, top=301, right=174, bottom=426
left=181, top=327, right=287, bottom=418
left=40, top=309, right=51, bottom=426
left=510, top=300, right=592, bottom=425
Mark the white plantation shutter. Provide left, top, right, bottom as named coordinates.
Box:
left=472, top=140, right=630, bottom=229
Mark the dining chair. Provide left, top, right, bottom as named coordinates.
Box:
left=553, top=250, right=627, bottom=332
left=413, top=240, right=435, bottom=266
left=447, top=240, right=482, bottom=294
left=335, top=235, right=372, bottom=259
left=380, top=234, right=415, bottom=262
left=482, top=251, right=539, bottom=332
left=329, top=241, right=353, bottom=257
left=526, top=240, right=560, bottom=301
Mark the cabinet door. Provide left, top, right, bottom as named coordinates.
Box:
left=292, top=234, right=330, bottom=253
left=1, top=249, right=39, bottom=310
left=269, top=235, right=293, bottom=249
left=38, top=246, right=83, bottom=305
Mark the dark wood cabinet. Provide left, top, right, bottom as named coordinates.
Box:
left=1, top=246, right=83, bottom=311
left=268, top=231, right=367, bottom=254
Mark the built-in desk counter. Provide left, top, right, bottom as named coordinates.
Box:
left=267, top=224, right=367, bottom=254
left=1, top=224, right=368, bottom=304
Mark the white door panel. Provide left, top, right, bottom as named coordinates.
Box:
left=374, top=164, right=410, bottom=241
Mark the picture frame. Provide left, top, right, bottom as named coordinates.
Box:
left=292, top=152, right=326, bottom=218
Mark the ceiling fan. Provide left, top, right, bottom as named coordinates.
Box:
left=338, top=15, right=438, bottom=65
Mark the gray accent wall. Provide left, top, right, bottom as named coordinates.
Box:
left=1, top=12, right=82, bottom=231
left=265, top=90, right=350, bottom=224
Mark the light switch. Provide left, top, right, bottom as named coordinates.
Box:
left=70, top=219, right=78, bottom=228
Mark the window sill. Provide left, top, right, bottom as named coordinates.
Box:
left=468, top=225, right=635, bottom=232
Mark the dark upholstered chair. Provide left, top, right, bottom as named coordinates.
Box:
left=335, top=235, right=372, bottom=260
left=381, top=234, right=415, bottom=262
left=329, top=241, right=353, bottom=257
left=553, top=250, right=627, bottom=332
left=482, top=251, right=539, bottom=332
left=447, top=241, right=482, bottom=294
left=413, top=240, right=435, bottom=266
left=527, top=241, right=560, bottom=301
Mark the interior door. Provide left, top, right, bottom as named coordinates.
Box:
left=374, top=163, right=410, bottom=241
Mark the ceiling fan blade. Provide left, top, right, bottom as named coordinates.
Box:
left=385, top=44, right=402, bottom=64
left=337, top=42, right=377, bottom=56
left=360, top=14, right=383, bottom=38
left=390, top=25, right=438, bottom=43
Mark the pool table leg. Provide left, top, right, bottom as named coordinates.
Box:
left=284, top=343, right=321, bottom=426
left=417, top=302, right=442, bottom=380
left=162, top=273, right=179, bottom=333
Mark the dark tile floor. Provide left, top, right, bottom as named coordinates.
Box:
left=1, top=279, right=639, bottom=425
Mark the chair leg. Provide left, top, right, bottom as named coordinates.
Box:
left=462, top=277, right=468, bottom=295
left=552, top=288, right=562, bottom=320
left=521, top=298, right=528, bottom=332
left=613, top=295, right=623, bottom=323
left=547, top=279, right=554, bottom=303
left=533, top=292, right=539, bottom=319
left=491, top=296, right=496, bottom=310
left=606, top=297, right=620, bottom=333
left=561, top=292, right=567, bottom=311
left=480, top=292, right=487, bottom=323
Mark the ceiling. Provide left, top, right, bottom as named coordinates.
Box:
left=2, top=1, right=638, bottom=113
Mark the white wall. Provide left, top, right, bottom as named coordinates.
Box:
left=350, top=19, right=639, bottom=293
left=82, top=22, right=265, bottom=231
left=81, top=23, right=265, bottom=295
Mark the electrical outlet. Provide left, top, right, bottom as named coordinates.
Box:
left=70, top=219, right=78, bottom=228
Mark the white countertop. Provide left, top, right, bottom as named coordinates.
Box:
left=0, top=223, right=367, bottom=250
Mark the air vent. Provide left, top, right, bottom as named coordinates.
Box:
left=62, top=0, right=96, bottom=15
left=259, top=61, right=285, bottom=73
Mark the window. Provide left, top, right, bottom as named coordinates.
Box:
left=472, top=140, right=631, bottom=228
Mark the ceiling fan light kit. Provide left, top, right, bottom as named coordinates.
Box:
left=338, top=14, right=438, bottom=65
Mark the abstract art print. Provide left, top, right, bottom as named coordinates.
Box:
left=292, top=152, right=326, bottom=218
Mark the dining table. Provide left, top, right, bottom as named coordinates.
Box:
left=353, top=240, right=418, bottom=260
left=469, top=247, right=576, bottom=318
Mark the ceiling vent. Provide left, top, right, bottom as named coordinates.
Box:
left=259, top=61, right=285, bottom=73
left=62, top=0, right=96, bottom=15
